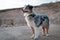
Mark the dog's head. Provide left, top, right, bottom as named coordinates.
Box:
left=22, top=5, right=33, bottom=14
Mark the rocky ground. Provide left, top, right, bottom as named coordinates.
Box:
left=0, top=23, right=60, bottom=40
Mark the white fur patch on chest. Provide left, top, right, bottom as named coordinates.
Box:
left=24, top=13, right=35, bottom=27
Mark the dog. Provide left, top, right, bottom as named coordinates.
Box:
left=22, top=5, right=49, bottom=40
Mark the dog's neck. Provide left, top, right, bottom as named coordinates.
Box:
left=24, top=13, right=32, bottom=17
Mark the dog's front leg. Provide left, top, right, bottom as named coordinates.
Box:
left=34, top=27, right=40, bottom=40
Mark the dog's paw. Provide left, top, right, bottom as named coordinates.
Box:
left=34, top=38, right=38, bottom=40
left=30, top=34, right=34, bottom=39
left=42, top=33, right=46, bottom=36
left=46, top=34, right=49, bottom=36
left=34, top=37, right=39, bottom=40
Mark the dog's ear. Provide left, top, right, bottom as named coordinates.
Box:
left=25, top=5, right=33, bottom=10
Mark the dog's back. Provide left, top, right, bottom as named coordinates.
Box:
left=29, top=13, right=49, bottom=27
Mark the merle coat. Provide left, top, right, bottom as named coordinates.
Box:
left=28, top=13, right=49, bottom=27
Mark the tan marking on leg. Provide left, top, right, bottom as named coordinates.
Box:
left=42, top=24, right=49, bottom=36
left=31, top=26, right=34, bottom=34
left=42, top=26, right=45, bottom=35
left=30, top=26, right=34, bottom=38
left=45, top=25, right=49, bottom=36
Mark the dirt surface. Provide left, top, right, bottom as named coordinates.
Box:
left=0, top=24, right=60, bottom=40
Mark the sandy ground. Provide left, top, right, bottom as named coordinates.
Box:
left=0, top=24, right=60, bottom=40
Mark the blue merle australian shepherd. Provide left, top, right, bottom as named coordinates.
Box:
left=22, top=5, right=49, bottom=40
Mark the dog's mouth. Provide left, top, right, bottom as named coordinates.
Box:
left=23, top=10, right=29, bottom=13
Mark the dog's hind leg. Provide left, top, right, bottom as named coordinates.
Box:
left=45, top=25, right=49, bottom=36
left=34, top=27, right=40, bottom=40
left=42, top=26, right=45, bottom=36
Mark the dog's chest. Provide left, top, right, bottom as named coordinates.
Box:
left=24, top=13, right=35, bottom=27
